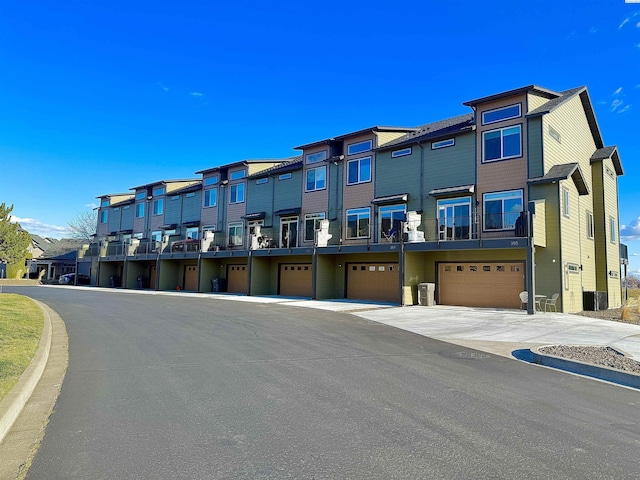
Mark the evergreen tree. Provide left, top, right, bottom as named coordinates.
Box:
left=0, top=203, right=31, bottom=278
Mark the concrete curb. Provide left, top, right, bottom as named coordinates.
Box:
left=530, top=345, right=640, bottom=389
left=0, top=299, right=52, bottom=444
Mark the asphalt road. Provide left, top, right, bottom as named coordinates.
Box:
left=8, top=286, right=640, bottom=479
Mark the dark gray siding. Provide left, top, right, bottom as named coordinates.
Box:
left=107, top=207, right=121, bottom=232
left=423, top=132, right=476, bottom=216
left=121, top=205, right=134, bottom=230
left=164, top=195, right=181, bottom=224
left=182, top=191, right=202, bottom=223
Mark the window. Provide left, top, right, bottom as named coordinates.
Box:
left=482, top=125, right=521, bottom=162
left=171, top=196, right=179, bottom=201
left=123, top=205, right=130, bottom=210
left=186, top=227, right=198, bottom=240
left=230, top=183, right=245, bottom=203
left=347, top=140, right=372, bottom=156
left=391, top=147, right=412, bottom=158
left=280, top=216, right=298, bottom=248
left=256, top=178, right=268, bottom=185
left=248, top=220, right=263, bottom=236
left=306, top=166, right=326, bottom=191
left=549, top=126, right=561, bottom=143
left=204, top=175, right=219, bottom=186
left=101, top=199, right=109, bottom=207
left=483, top=190, right=523, bottom=231
left=346, top=208, right=370, bottom=239
left=431, top=139, right=455, bottom=150
left=100, top=210, right=108, bottom=223
left=379, top=204, right=406, bottom=241
left=151, top=231, right=162, bottom=242
left=153, top=198, right=163, bottom=215
left=562, top=188, right=570, bottom=217
left=438, top=197, right=471, bottom=240
left=230, top=170, right=245, bottom=181
left=347, top=156, right=371, bottom=185
left=228, top=223, right=243, bottom=247
left=306, top=150, right=327, bottom=164
left=133, top=232, right=143, bottom=240
left=154, top=187, right=165, bottom=196
left=587, top=212, right=594, bottom=239
left=481, top=104, right=521, bottom=125
left=186, top=192, right=195, bottom=198
left=136, top=192, right=146, bottom=200
left=204, top=188, right=217, bottom=207
left=164, top=229, right=176, bottom=236
left=305, top=213, right=325, bottom=242
left=610, top=217, right=617, bottom=243
left=279, top=173, right=292, bottom=180
left=135, top=203, right=144, bottom=218
left=566, top=263, right=580, bottom=274
left=114, top=207, right=120, bottom=212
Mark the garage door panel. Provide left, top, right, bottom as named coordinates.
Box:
left=227, top=265, right=248, bottom=294
left=439, top=263, right=524, bottom=309
left=280, top=264, right=312, bottom=297
left=347, top=263, right=399, bottom=304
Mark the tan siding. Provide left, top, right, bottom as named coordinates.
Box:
left=533, top=199, right=546, bottom=247
left=604, top=158, right=621, bottom=307
left=247, top=162, right=282, bottom=176
left=376, top=131, right=408, bottom=147
left=559, top=180, right=583, bottom=312
left=527, top=93, right=552, bottom=112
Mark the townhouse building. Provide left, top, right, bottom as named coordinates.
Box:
left=79, top=84, right=624, bottom=313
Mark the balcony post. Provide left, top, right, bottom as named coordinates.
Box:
left=526, top=205, right=536, bottom=315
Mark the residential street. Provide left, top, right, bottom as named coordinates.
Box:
left=9, top=287, right=640, bottom=479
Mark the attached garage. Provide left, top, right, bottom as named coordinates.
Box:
left=184, top=265, right=198, bottom=291
left=438, top=262, right=524, bottom=309
left=227, top=264, right=248, bottom=294
left=347, top=262, right=400, bottom=304
left=149, top=265, right=157, bottom=290
left=279, top=263, right=312, bottom=297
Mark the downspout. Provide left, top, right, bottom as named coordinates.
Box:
left=418, top=142, right=424, bottom=214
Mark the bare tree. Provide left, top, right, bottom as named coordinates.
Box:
left=68, top=210, right=97, bottom=241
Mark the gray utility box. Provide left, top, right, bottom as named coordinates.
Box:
left=418, top=283, right=436, bottom=306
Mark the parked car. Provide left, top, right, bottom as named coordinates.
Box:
left=58, top=273, right=91, bottom=285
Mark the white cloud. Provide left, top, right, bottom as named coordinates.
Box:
left=613, top=87, right=623, bottom=96
left=589, top=27, right=598, bottom=34
left=84, top=203, right=98, bottom=209
left=618, top=104, right=632, bottom=113
left=157, top=82, right=169, bottom=92
left=190, top=92, right=204, bottom=97
left=10, top=216, right=69, bottom=239
left=619, top=11, right=640, bottom=29
left=621, top=216, right=640, bottom=240
left=610, top=98, right=625, bottom=112
left=631, top=253, right=640, bottom=256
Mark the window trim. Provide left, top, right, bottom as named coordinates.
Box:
left=153, top=187, right=165, bottom=196
left=230, top=170, right=246, bottom=181
left=610, top=216, right=617, bottom=243
left=482, top=124, right=522, bottom=163
left=229, top=183, right=245, bottom=204
left=347, top=140, right=372, bottom=156
left=256, top=178, right=268, bottom=185
left=586, top=211, right=594, bottom=240
left=347, top=156, right=372, bottom=185
left=135, top=192, right=146, bottom=200
left=391, top=147, right=412, bottom=158
left=135, top=203, right=145, bottom=218
left=562, top=188, right=570, bottom=218
left=346, top=207, right=371, bottom=239
left=481, top=103, right=522, bottom=125
left=204, top=188, right=217, bottom=208
left=279, top=173, right=292, bottom=180
left=204, top=175, right=219, bottom=186
left=431, top=138, right=455, bottom=150
left=305, top=150, right=327, bottom=164
left=153, top=198, right=164, bottom=216
left=228, top=222, right=243, bottom=247
left=483, top=189, right=524, bottom=231
left=100, top=210, right=108, bottom=224
left=305, top=165, right=327, bottom=192
left=304, top=212, right=325, bottom=242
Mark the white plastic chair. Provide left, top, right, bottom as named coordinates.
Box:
left=519, top=291, right=528, bottom=310
left=545, top=293, right=560, bottom=312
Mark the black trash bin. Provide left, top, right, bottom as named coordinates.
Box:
left=109, top=275, right=120, bottom=288
left=211, top=278, right=227, bottom=293
left=137, top=276, right=148, bottom=289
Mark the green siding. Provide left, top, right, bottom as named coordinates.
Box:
left=375, top=148, right=422, bottom=211
left=527, top=116, right=543, bottom=179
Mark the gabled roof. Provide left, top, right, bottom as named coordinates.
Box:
left=528, top=163, right=589, bottom=195
left=463, top=85, right=559, bottom=107
left=247, top=156, right=303, bottom=179
left=526, top=87, right=585, bottom=116
left=377, top=114, right=475, bottom=151
left=110, top=198, right=135, bottom=208
left=195, top=159, right=291, bottom=175
left=591, top=146, right=623, bottom=176
left=130, top=179, right=200, bottom=190
left=171, top=182, right=203, bottom=195
left=295, top=126, right=417, bottom=150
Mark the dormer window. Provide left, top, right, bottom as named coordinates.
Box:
left=347, top=140, right=372, bottom=156
left=230, top=170, right=246, bottom=181
left=306, top=150, right=327, bottom=164
left=154, top=187, right=165, bottom=196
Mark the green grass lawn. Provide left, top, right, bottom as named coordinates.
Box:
left=0, top=294, right=44, bottom=401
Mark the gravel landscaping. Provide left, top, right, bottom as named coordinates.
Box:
left=538, top=345, right=640, bottom=374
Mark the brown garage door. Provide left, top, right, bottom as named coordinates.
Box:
left=184, top=265, right=198, bottom=291
left=227, top=264, right=248, bottom=294
left=347, top=263, right=400, bottom=304
left=279, top=263, right=312, bottom=297
left=438, top=262, right=524, bottom=309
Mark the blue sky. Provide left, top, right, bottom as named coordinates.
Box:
left=1, top=1, right=639, bottom=273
